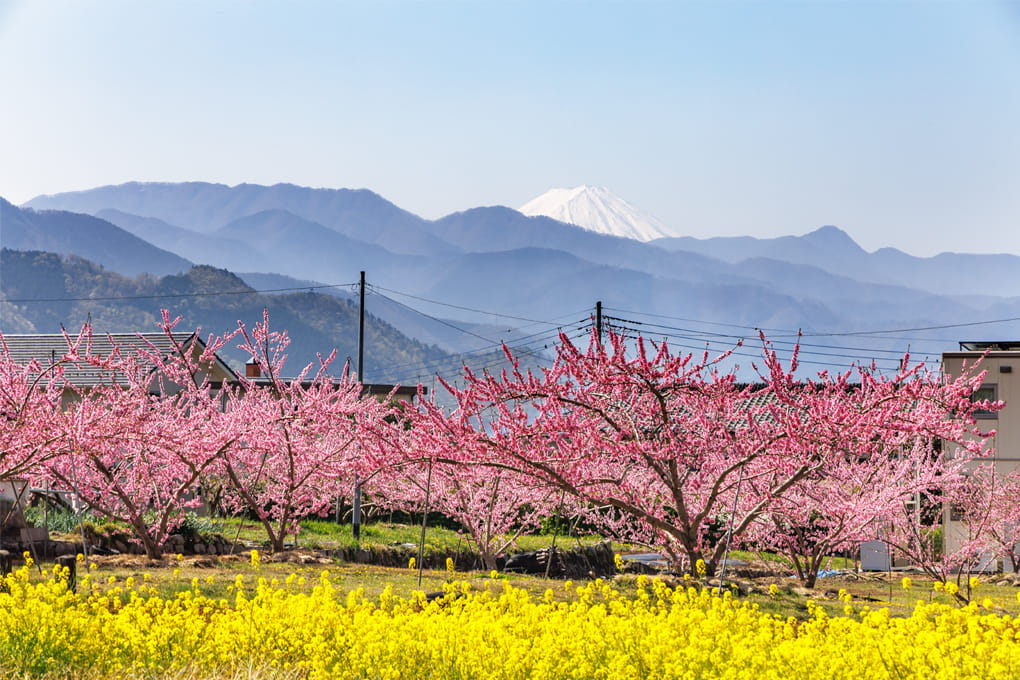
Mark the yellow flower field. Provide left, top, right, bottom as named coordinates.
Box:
left=1, top=564, right=1018, bottom=680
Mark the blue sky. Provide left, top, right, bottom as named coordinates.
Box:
left=1, top=0, right=1018, bottom=255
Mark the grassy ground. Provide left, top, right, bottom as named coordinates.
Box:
left=159, top=515, right=608, bottom=555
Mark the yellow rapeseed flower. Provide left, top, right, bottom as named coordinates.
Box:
left=1, top=561, right=1019, bottom=679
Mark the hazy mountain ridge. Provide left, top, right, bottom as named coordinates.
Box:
left=214, top=209, right=428, bottom=287
left=27, top=182, right=457, bottom=257
left=96, top=208, right=273, bottom=272
left=1, top=198, right=192, bottom=277
left=652, top=226, right=1020, bottom=298
left=426, top=206, right=735, bottom=286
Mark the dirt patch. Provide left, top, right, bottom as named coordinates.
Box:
left=89, top=555, right=168, bottom=569
left=259, top=549, right=334, bottom=565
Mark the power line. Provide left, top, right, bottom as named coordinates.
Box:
left=600, top=308, right=956, bottom=347
left=602, top=320, right=939, bottom=370
left=604, top=316, right=927, bottom=357
left=370, top=290, right=502, bottom=346
left=601, top=306, right=796, bottom=334
left=792, top=317, right=1020, bottom=338
left=1, top=281, right=358, bottom=304
left=389, top=329, right=591, bottom=387
left=383, top=326, right=582, bottom=381
left=369, top=289, right=588, bottom=371
left=371, top=284, right=590, bottom=326
left=383, top=320, right=591, bottom=385
left=378, top=324, right=578, bottom=376
left=603, top=304, right=1020, bottom=340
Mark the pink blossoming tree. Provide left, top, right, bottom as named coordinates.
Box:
left=45, top=315, right=237, bottom=558
left=218, top=312, right=398, bottom=552
left=408, top=332, right=995, bottom=577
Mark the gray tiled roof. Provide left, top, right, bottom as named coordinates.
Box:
left=0, top=333, right=238, bottom=387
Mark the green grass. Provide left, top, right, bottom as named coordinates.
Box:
left=205, top=516, right=608, bottom=555
left=725, top=549, right=856, bottom=575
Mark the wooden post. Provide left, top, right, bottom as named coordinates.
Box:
left=56, top=554, right=76, bottom=592
left=417, top=459, right=433, bottom=587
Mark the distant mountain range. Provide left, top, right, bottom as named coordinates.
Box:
left=651, top=227, right=1020, bottom=301
left=10, top=181, right=1020, bottom=377
left=0, top=197, right=190, bottom=276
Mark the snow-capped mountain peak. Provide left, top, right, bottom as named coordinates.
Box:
left=518, top=185, right=676, bottom=242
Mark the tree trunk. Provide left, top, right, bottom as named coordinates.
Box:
left=131, top=517, right=162, bottom=559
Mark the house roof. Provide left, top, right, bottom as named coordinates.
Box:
left=241, top=363, right=422, bottom=398
left=363, top=384, right=420, bottom=398
left=0, top=332, right=239, bottom=387
left=244, top=376, right=421, bottom=398
left=957, top=341, right=1020, bottom=352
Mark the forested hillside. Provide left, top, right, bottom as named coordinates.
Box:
left=0, top=249, right=456, bottom=384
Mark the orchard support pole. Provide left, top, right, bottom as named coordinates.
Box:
left=717, top=461, right=746, bottom=596
left=417, top=459, right=434, bottom=588
left=352, top=475, right=362, bottom=542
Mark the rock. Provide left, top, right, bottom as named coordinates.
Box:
left=499, top=542, right=616, bottom=578
left=502, top=551, right=543, bottom=574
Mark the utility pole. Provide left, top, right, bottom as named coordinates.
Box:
left=595, top=300, right=603, bottom=347
left=358, top=271, right=366, bottom=383
left=355, top=271, right=366, bottom=542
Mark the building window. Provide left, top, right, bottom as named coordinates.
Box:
left=971, top=384, right=998, bottom=419
left=949, top=503, right=966, bottom=522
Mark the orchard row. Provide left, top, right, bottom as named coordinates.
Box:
left=0, top=310, right=1009, bottom=593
